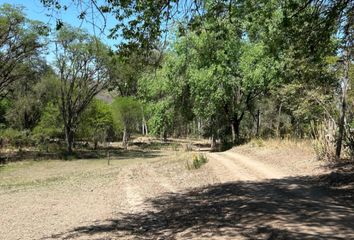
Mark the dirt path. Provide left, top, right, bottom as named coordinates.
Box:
left=1, top=150, right=353, bottom=239
left=208, top=151, right=294, bottom=182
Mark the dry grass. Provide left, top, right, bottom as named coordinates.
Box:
left=0, top=151, right=165, bottom=192
left=0, top=149, right=204, bottom=194
left=232, top=138, right=322, bottom=176
left=237, top=138, right=314, bottom=155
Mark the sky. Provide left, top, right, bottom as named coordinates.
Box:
left=0, top=0, right=119, bottom=50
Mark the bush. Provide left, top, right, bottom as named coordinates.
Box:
left=0, top=128, right=34, bottom=148
left=187, top=153, right=208, bottom=170
left=112, top=97, right=142, bottom=146
left=77, top=99, right=115, bottom=148
left=32, top=102, right=63, bottom=140
left=249, top=138, right=265, bottom=147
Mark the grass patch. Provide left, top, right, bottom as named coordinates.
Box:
left=0, top=155, right=156, bottom=192
left=242, top=138, right=314, bottom=153
left=248, top=138, right=265, bottom=147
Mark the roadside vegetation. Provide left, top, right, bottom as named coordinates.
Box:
left=187, top=153, right=208, bottom=170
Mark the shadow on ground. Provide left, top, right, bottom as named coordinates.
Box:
left=103, top=149, right=161, bottom=160
left=50, top=173, right=354, bottom=240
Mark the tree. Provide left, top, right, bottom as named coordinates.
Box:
left=77, top=99, right=114, bottom=149
left=181, top=13, right=279, bottom=143
left=112, top=97, right=142, bottom=148
left=33, top=102, right=63, bottom=140
left=0, top=98, right=10, bottom=129
left=54, top=26, right=110, bottom=153
left=138, top=44, right=200, bottom=140
left=272, top=0, right=353, bottom=158
left=40, top=0, right=201, bottom=53
left=0, top=4, right=47, bottom=97
left=37, top=0, right=354, bottom=160
left=334, top=3, right=353, bottom=159
left=5, top=59, right=55, bottom=130
left=107, top=51, right=149, bottom=97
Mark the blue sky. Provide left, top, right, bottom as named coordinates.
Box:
left=0, top=0, right=119, bottom=50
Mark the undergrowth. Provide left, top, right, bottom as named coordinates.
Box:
left=187, top=153, right=208, bottom=170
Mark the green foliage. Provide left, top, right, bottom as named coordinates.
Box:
left=107, top=51, right=150, bottom=96
left=138, top=51, right=193, bottom=138
left=146, top=101, right=174, bottom=137
left=0, top=98, right=11, bottom=128
left=4, top=59, right=55, bottom=130
left=77, top=99, right=114, bottom=146
left=187, top=153, right=208, bottom=170
left=6, top=95, right=40, bottom=130
left=32, top=102, right=63, bottom=140
left=141, top=16, right=280, bottom=142
left=0, top=4, right=48, bottom=95
left=54, top=25, right=111, bottom=152
left=249, top=138, right=265, bottom=148
left=0, top=128, right=34, bottom=148
left=112, top=96, right=142, bottom=132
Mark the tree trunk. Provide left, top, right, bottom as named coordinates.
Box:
left=142, top=112, right=147, bottom=135
left=336, top=49, right=350, bottom=160
left=231, top=113, right=243, bottom=144
left=231, top=123, right=236, bottom=143
left=65, top=125, right=74, bottom=154
left=276, top=103, right=283, bottom=138
left=145, top=123, right=148, bottom=135
left=233, top=120, right=241, bottom=140
left=122, top=126, right=128, bottom=149
left=197, top=119, right=201, bottom=138
left=210, top=134, right=217, bottom=151
left=162, top=130, right=167, bottom=142
left=256, top=109, right=261, bottom=137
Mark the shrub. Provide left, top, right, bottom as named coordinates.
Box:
left=77, top=99, right=114, bottom=148
left=112, top=97, right=142, bottom=147
left=32, top=102, right=63, bottom=140
left=187, top=153, right=208, bottom=170
left=0, top=128, right=34, bottom=148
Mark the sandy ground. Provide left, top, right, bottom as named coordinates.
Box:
left=0, top=146, right=353, bottom=239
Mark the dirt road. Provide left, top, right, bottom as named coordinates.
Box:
left=207, top=151, right=354, bottom=239
left=1, top=149, right=353, bottom=239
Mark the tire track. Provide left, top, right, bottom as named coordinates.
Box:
left=207, top=151, right=288, bottom=182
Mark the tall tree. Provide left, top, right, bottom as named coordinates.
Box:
left=54, top=26, right=110, bottom=153
left=334, top=1, right=354, bottom=159
left=0, top=4, right=47, bottom=97
left=112, top=97, right=142, bottom=147
left=5, top=58, right=54, bottom=130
